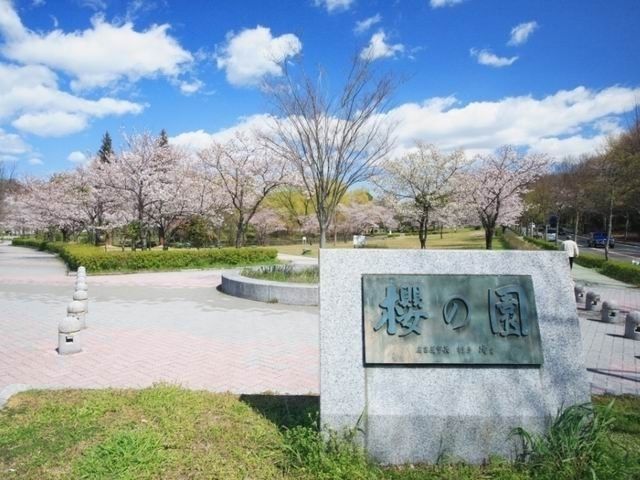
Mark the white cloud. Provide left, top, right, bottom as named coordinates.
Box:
left=314, top=0, right=354, bottom=13
left=360, top=31, right=404, bottom=61
left=430, top=0, right=465, bottom=8
left=354, top=14, right=381, bottom=34
left=508, top=21, right=538, bottom=46
left=170, top=114, right=274, bottom=151
left=32, top=0, right=46, bottom=7
left=172, top=85, right=640, bottom=162
left=0, top=3, right=193, bottom=90
left=67, top=150, right=88, bottom=163
left=215, top=26, right=302, bottom=87
left=179, top=79, right=204, bottom=95
left=470, top=48, right=518, bottom=67
left=0, top=63, right=143, bottom=137
left=77, top=0, right=107, bottom=12
left=13, top=111, right=88, bottom=137
left=28, top=157, right=43, bottom=165
left=383, top=85, right=640, bottom=159
left=0, top=0, right=26, bottom=39
left=0, top=128, right=29, bottom=154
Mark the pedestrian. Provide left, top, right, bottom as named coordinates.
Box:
left=563, top=238, right=579, bottom=269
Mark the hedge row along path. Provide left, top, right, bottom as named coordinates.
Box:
left=0, top=242, right=318, bottom=405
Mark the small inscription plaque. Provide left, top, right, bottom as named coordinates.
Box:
left=362, top=274, right=543, bottom=365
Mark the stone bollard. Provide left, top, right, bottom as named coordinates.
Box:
left=574, top=285, right=585, bottom=304
left=73, top=290, right=89, bottom=315
left=58, top=316, right=82, bottom=355
left=77, top=266, right=86, bottom=276
left=601, top=301, right=620, bottom=323
left=75, top=279, right=88, bottom=292
left=625, top=311, right=640, bottom=340
left=585, top=291, right=601, bottom=311
left=67, top=300, right=86, bottom=329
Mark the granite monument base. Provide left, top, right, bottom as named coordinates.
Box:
left=319, top=249, right=590, bottom=464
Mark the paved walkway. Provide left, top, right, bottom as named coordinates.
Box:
left=1, top=244, right=639, bottom=404
left=0, top=244, right=318, bottom=404
left=571, top=264, right=640, bottom=395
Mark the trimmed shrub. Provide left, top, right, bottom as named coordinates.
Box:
left=524, top=236, right=560, bottom=251
left=503, top=231, right=537, bottom=251
left=12, top=238, right=277, bottom=273
left=599, top=261, right=640, bottom=286
left=517, top=236, right=640, bottom=286
left=574, top=253, right=606, bottom=269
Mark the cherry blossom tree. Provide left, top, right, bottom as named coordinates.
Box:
left=21, top=174, right=86, bottom=240
left=100, top=132, right=178, bottom=249
left=335, top=203, right=397, bottom=239
left=199, top=133, right=288, bottom=247
left=466, top=145, right=549, bottom=249
left=0, top=161, right=16, bottom=230
left=249, top=208, right=287, bottom=245
left=377, top=143, right=465, bottom=248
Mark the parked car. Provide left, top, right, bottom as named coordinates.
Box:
left=587, top=232, right=615, bottom=248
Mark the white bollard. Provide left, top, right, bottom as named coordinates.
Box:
left=75, top=280, right=88, bottom=292
left=67, top=300, right=86, bottom=329
left=77, top=266, right=86, bottom=276
left=73, top=290, right=89, bottom=315
left=58, top=316, right=82, bottom=355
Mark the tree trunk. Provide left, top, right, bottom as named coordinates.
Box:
left=624, top=212, right=630, bottom=240
left=235, top=219, right=245, bottom=248
left=159, top=225, right=167, bottom=250
left=418, top=208, right=429, bottom=249
left=573, top=212, right=580, bottom=242
left=418, top=217, right=427, bottom=249
left=604, top=190, right=614, bottom=261
left=319, top=226, right=327, bottom=248
left=485, top=225, right=495, bottom=250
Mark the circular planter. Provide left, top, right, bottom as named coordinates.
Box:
left=220, top=271, right=318, bottom=306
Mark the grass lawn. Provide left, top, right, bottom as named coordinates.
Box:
left=275, top=228, right=507, bottom=258
left=1, top=385, right=637, bottom=479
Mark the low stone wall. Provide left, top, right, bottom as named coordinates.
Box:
left=220, top=271, right=318, bottom=306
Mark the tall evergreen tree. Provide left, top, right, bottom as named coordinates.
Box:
left=159, top=129, right=169, bottom=147
left=98, top=131, right=113, bottom=163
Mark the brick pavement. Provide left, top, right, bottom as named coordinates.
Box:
left=572, top=264, right=640, bottom=395
left=0, top=244, right=318, bottom=404
left=1, top=244, right=639, bottom=405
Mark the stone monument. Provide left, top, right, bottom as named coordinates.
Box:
left=319, top=249, right=590, bottom=464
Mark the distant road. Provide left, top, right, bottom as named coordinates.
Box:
left=569, top=234, right=640, bottom=263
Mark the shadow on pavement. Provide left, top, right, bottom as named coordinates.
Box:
left=588, top=367, right=640, bottom=383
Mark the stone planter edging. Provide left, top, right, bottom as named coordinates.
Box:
left=220, top=271, right=318, bottom=306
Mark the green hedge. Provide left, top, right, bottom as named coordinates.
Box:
left=502, top=231, right=536, bottom=250
left=598, top=260, right=640, bottom=285
left=574, top=253, right=606, bottom=269
left=11, top=238, right=277, bottom=273
left=517, top=236, right=640, bottom=286
left=523, top=236, right=560, bottom=251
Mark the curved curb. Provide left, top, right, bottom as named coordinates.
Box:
left=220, top=271, right=318, bottom=306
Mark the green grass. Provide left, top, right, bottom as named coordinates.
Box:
left=275, top=229, right=505, bottom=258
left=1, top=385, right=638, bottom=479
left=241, top=265, right=319, bottom=284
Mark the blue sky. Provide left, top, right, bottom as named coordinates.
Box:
left=1, top=0, right=639, bottom=175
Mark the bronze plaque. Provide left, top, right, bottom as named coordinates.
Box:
left=362, top=274, right=543, bottom=365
